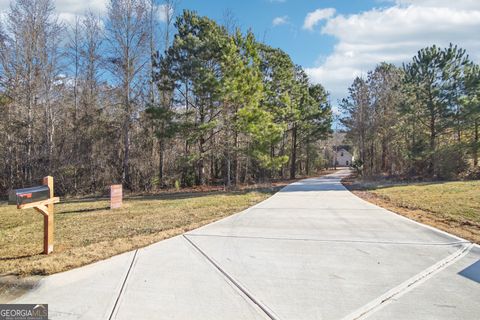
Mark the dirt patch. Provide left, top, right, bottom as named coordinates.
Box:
left=0, top=275, right=42, bottom=303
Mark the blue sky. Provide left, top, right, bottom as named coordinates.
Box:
left=1, top=0, right=479, bottom=106
left=178, top=0, right=381, bottom=68
left=178, top=0, right=480, bottom=107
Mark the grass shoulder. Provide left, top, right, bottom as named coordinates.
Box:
left=343, top=175, right=480, bottom=244
left=0, top=189, right=271, bottom=279
left=0, top=170, right=334, bottom=281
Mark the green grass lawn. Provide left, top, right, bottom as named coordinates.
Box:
left=368, top=180, right=480, bottom=224
left=0, top=190, right=272, bottom=276
left=345, top=178, right=480, bottom=244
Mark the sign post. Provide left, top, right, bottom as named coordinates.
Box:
left=110, top=184, right=123, bottom=209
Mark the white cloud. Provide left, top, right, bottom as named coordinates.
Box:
left=54, top=0, right=108, bottom=15
left=157, top=4, right=173, bottom=23
left=272, top=15, right=289, bottom=26
left=302, top=8, right=336, bottom=31
left=0, top=0, right=169, bottom=25
left=396, top=0, right=480, bottom=10
left=305, top=0, right=480, bottom=105
left=0, top=0, right=108, bottom=24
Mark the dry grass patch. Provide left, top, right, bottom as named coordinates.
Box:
left=0, top=190, right=272, bottom=276
left=344, top=177, right=480, bottom=244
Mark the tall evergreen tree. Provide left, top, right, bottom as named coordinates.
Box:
left=403, top=44, right=470, bottom=176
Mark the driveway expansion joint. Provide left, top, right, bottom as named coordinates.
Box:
left=182, top=234, right=281, bottom=320
left=108, top=249, right=139, bottom=320
left=185, top=233, right=471, bottom=247
left=342, top=242, right=474, bottom=320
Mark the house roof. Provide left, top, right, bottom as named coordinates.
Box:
left=337, top=145, right=352, bottom=152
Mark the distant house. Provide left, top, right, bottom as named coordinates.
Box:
left=334, top=148, right=353, bottom=167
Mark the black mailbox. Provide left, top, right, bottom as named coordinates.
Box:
left=8, top=186, right=51, bottom=206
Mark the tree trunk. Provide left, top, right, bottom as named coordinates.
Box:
left=27, top=101, right=33, bottom=183
left=158, top=137, right=164, bottom=187
left=198, top=136, right=206, bottom=185
left=381, top=138, right=387, bottom=173
left=474, top=118, right=479, bottom=167
left=360, top=131, right=366, bottom=168
left=305, top=142, right=310, bottom=176
left=198, top=102, right=206, bottom=185
left=210, top=146, right=215, bottom=181
left=280, top=133, right=286, bottom=178
left=234, top=131, right=240, bottom=185
left=122, top=115, right=131, bottom=188
left=226, top=157, right=231, bottom=187
left=370, top=143, right=374, bottom=176
left=244, top=143, right=249, bottom=184
left=122, top=78, right=131, bottom=188
left=182, top=82, right=190, bottom=186
left=270, top=144, right=275, bottom=179
left=6, top=104, right=13, bottom=189
left=429, top=112, right=436, bottom=177
left=290, top=124, right=297, bottom=179
left=122, top=37, right=131, bottom=189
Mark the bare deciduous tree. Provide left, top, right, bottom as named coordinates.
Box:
left=106, top=0, right=149, bottom=188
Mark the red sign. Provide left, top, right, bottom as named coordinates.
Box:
left=110, top=185, right=123, bottom=209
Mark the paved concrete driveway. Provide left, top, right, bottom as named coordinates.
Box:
left=14, top=170, right=480, bottom=319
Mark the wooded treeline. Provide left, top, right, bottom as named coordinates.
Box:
left=341, top=45, right=480, bottom=179
left=0, top=0, right=332, bottom=195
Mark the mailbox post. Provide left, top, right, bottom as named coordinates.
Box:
left=9, top=176, right=59, bottom=254
left=41, top=176, right=55, bottom=254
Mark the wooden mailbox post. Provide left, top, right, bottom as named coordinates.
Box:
left=11, top=176, right=59, bottom=254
